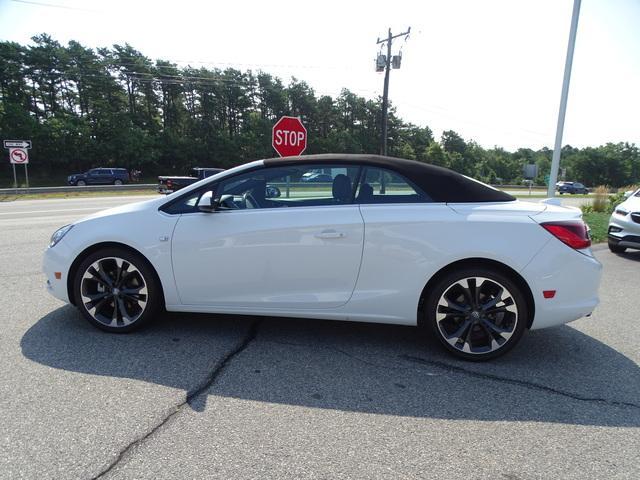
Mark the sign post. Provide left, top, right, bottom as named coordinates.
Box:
left=4, top=140, right=32, bottom=191
left=272, top=116, right=307, bottom=157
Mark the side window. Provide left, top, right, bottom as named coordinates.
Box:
left=216, top=164, right=361, bottom=209
left=161, top=164, right=361, bottom=215
left=356, top=167, right=431, bottom=204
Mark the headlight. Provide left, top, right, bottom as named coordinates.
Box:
left=49, top=224, right=73, bottom=248
left=615, top=208, right=629, bottom=216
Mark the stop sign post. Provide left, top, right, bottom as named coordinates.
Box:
left=272, top=116, right=307, bottom=157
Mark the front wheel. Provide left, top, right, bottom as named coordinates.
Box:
left=77, top=180, right=86, bottom=186
left=73, top=248, right=161, bottom=332
left=425, top=267, right=528, bottom=361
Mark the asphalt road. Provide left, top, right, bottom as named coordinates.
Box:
left=1, top=195, right=638, bottom=480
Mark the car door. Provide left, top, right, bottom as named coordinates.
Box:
left=99, top=169, right=113, bottom=184
left=85, top=169, right=99, bottom=184
left=170, top=163, right=364, bottom=309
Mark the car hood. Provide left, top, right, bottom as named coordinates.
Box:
left=74, top=197, right=165, bottom=225
left=620, top=195, right=640, bottom=212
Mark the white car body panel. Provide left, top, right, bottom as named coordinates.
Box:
left=171, top=205, right=364, bottom=308
left=345, top=202, right=552, bottom=324
left=43, top=161, right=602, bottom=333
left=44, top=196, right=181, bottom=305
left=608, top=189, right=640, bottom=250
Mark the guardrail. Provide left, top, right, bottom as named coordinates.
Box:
left=0, top=182, right=548, bottom=196
left=0, top=184, right=158, bottom=195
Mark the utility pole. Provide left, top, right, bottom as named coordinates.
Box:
left=547, top=0, right=581, bottom=197
left=376, top=27, right=410, bottom=156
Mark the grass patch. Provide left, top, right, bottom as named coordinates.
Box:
left=513, top=194, right=593, bottom=199
left=0, top=189, right=158, bottom=202
left=582, top=212, right=609, bottom=244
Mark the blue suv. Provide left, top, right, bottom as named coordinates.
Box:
left=557, top=181, right=589, bottom=195
left=68, top=168, right=130, bottom=186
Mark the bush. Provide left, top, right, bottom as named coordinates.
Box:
left=581, top=204, right=594, bottom=214
left=592, top=186, right=609, bottom=212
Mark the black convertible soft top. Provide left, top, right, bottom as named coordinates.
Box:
left=264, top=154, right=515, bottom=203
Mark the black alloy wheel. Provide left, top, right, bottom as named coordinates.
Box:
left=74, top=248, right=161, bottom=332
left=426, top=267, right=528, bottom=361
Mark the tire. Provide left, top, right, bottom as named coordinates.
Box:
left=114, top=179, right=123, bottom=186
left=425, top=266, right=528, bottom=361
left=608, top=241, right=626, bottom=254
left=77, top=180, right=86, bottom=186
left=73, top=247, right=161, bottom=332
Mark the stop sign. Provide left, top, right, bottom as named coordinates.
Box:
left=272, top=116, right=307, bottom=157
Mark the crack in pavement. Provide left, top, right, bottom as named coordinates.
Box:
left=88, top=326, right=636, bottom=479
left=90, top=319, right=261, bottom=480
left=401, top=355, right=640, bottom=410
left=261, top=339, right=438, bottom=373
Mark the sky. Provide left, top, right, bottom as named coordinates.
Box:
left=0, top=0, right=638, bottom=151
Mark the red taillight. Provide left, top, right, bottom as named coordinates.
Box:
left=541, top=221, right=591, bottom=250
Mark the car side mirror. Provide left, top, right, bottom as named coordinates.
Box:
left=197, top=192, right=219, bottom=212
left=266, top=185, right=281, bottom=198
left=623, top=191, right=633, bottom=199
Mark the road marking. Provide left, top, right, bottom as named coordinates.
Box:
left=0, top=207, right=102, bottom=215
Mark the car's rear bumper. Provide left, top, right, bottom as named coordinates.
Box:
left=521, top=239, right=602, bottom=329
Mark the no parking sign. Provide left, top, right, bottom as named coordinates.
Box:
left=4, top=139, right=32, bottom=189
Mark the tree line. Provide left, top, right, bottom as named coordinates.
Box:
left=1, top=34, right=638, bottom=187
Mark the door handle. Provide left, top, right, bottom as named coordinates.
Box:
left=315, top=230, right=346, bottom=239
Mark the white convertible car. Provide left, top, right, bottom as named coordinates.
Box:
left=44, top=154, right=602, bottom=360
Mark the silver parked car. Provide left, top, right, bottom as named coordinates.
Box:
left=608, top=188, right=640, bottom=253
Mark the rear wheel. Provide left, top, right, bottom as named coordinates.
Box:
left=608, top=241, right=626, bottom=254
left=114, top=179, right=123, bottom=185
left=73, top=248, right=161, bottom=332
left=425, top=267, right=528, bottom=361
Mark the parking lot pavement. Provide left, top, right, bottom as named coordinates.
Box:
left=1, top=197, right=638, bottom=479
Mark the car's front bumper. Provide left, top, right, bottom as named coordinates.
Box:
left=43, top=241, right=73, bottom=303
left=608, top=211, right=640, bottom=250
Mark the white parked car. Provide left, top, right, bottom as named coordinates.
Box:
left=44, top=155, right=602, bottom=361
left=608, top=188, right=640, bottom=253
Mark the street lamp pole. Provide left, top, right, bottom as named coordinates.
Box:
left=547, top=0, right=581, bottom=198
